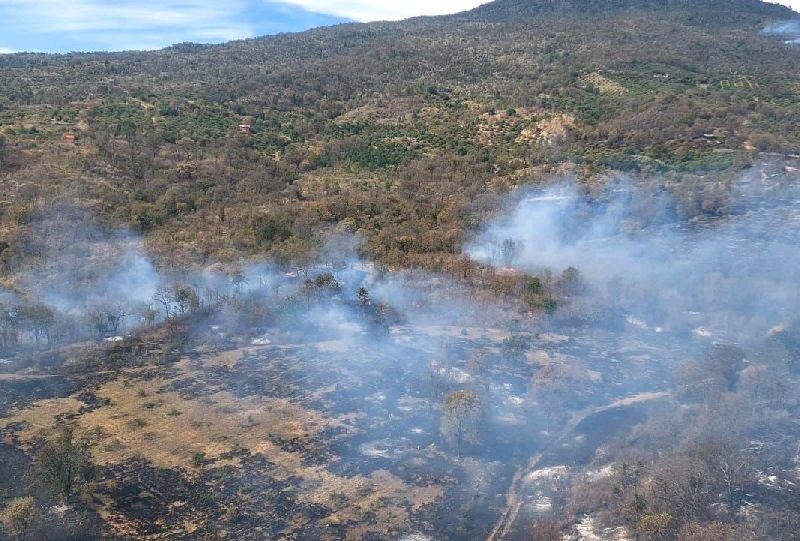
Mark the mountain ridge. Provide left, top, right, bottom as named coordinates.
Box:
left=459, top=0, right=796, bottom=21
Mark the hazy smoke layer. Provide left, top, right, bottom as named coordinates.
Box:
left=5, top=217, right=504, bottom=349
left=9, top=166, right=800, bottom=348
left=762, top=19, right=800, bottom=42
left=35, top=239, right=163, bottom=316
left=465, top=171, right=800, bottom=340
left=763, top=20, right=800, bottom=35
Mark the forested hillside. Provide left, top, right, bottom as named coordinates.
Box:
left=0, top=0, right=798, bottom=275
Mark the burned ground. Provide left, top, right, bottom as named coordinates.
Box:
left=0, top=300, right=721, bottom=540
left=2, top=165, right=800, bottom=539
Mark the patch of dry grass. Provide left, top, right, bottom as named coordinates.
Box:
left=0, top=346, right=444, bottom=538
left=2, top=355, right=339, bottom=472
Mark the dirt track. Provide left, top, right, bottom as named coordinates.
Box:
left=486, top=391, right=670, bottom=540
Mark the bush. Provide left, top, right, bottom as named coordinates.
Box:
left=252, top=214, right=292, bottom=246
left=32, top=427, right=94, bottom=500
left=0, top=497, right=39, bottom=541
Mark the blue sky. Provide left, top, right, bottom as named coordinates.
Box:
left=0, top=0, right=797, bottom=54
left=0, top=1, right=351, bottom=53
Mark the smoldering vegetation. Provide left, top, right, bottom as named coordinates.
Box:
left=0, top=219, right=544, bottom=539
left=466, top=167, right=800, bottom=342
left=1, top=164, right=800, bottom=540
left=0, top=206, right=298, bottom=351
left=0, top=204, right=509, bottom=358
left=463, top=163, right=800, bottom=539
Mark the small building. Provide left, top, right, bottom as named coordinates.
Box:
left=63, top=133, right=76, bottom=144
left=238, top=124, right=253, bottom=135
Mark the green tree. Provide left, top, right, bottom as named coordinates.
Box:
left=88, top=304, right=127, bottom=337
left=17, top=304, right=55, bottom=347
left=32, top=427, right=94, bottom=501
left=526, top=276, right=543, bottom=295
left=559, top=266, right=585, bottom=296
left=300, top=273, right=340, bottom=307
left=0, top=497, right=39, bottom=541
left=252, top=214, right=292, bottom=247
left=172, top=284, right=200, bottom=315
left=441, top=390, right=483, bottom=456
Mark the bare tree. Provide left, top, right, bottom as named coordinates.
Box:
left=88, top=304, right=127, bottom=337
left=0, top=302, right=19, bottom=351
left=136, top=303, right=158, bottom=327
left=428, top=360, right=446, bottom=399
left=696, top=440, right=755, bottom=516
left=153, top=287, right=173, bottom=319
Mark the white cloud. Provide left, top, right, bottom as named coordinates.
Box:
left=276, top=0, right=489, bottom=21
left=0, top=47, right=16, bottom=54
left=1, top=0, right=254, bottom=40
left=0, top=0, right=486, bottom=52
left=0, top=0, right=798, bottom=54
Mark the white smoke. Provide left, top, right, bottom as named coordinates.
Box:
left=465, top=169, right=800, bottom=340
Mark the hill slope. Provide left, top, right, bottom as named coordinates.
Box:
left=0, top=0, right=798, bottom=271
